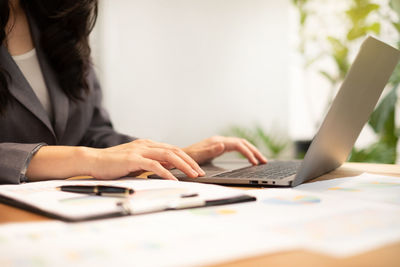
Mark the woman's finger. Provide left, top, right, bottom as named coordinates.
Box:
left=149, top=142, right=205, bottom=176
left=144, top=148, right=199, bottom=178
left=138, top=158, right=177, bottom=180
left=232, top=142, right=259, bottom=165
left=173, top=148, right=206, bottom=176
left=242, top=139, right=268, bottom=164
left=160, top=161, right=175, bottom=170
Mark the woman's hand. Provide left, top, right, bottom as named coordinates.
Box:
left=183, top=136, right=267, bottom=166
left=26, top=137, right=265, bottom=183
left=89, top=139, right=205, bottom=180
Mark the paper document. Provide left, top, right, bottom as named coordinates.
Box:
left=0, top=209, right=296, bottom=267
left=0, top=178, right=253, bottom=221
left=296, top=173, right=400, bottom=205
left=247, top=186, right=400, bottom=257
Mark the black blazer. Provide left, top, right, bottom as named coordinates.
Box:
left=0, top=17, right=135, bottom=184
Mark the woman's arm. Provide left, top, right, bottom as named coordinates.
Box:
left=26, top=136, right=267, bottom=182
left=26, top=139, right=205, bottom=181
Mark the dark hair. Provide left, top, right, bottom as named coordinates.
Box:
left=0, top=0, right=98, bottom=114
left=0, top=0, right=12, bottom=112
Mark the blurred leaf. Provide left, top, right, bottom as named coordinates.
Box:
left=291, top=0, right=310, bottom=7
left=349, top=142, right=396, bottom=164
left=368, top=85, right=398, bottom=157
left=367, top=22, right=381, bottom=34
left=292, top=0, right=310, bottom=26
left=226, top=126, right=258, bottom=147
left=346, top=2, right=380, bottom=24
left=380, top=109, right=396, bottom=146
left=390, top=0, right=400, bottom=18
left=346, top=1, right=380, bottom=41
left=347, top=26, right=367, bottom=41
left=347, top=23, right=380, bottom=41
left=300, top=10, right=307, bottom=26
left=305, top=52, right=325, bottom=68
left=224, top=125, right=289, bottom=158
left=255, top=126, right=288, bottom=158
left=393, top=22, right=400, bottom=33
left=327, top=37, right=350, bottom=78
left=369, top=85, right=398, bottom=135
left=389, top=63, right=400, bottom=84
left=319, top=70, right=336, bottom=84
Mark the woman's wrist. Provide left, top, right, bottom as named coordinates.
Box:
left=26, top=145, right=100, bottom=181
left=75, top=146, right=99, bottom=177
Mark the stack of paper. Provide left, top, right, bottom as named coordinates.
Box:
left=0, top=173, right=399, bottom=266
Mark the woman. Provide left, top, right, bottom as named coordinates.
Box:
left=0, top=0, right=266, bottom=184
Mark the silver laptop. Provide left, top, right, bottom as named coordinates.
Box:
left=151, top=36, right=400, bottom=187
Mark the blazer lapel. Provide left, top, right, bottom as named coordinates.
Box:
left=34, top=45, right=69, bottom=140
left=28, top=13, right=69, bottom=141
left=0, top=45, right=55, bottom=138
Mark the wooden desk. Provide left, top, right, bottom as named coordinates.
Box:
left=1, top=162, right=400, bottom=267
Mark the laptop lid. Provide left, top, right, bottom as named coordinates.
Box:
left=292, top=36, right=400, bottom=186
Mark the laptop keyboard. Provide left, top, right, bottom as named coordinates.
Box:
left=212, top=161, right=302, bottom=180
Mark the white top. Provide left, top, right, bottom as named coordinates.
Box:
left=12, top=48, right=52, bottom=119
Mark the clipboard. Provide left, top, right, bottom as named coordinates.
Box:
left=0, top=179, right=256, bottom=222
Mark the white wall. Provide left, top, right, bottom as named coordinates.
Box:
left=92, top=0, right=291, bottom=147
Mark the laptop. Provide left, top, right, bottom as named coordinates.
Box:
left=151, top=36, right=400, bottom=187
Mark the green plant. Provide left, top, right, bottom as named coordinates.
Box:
left=292, top=0, right=400, bottom=163
left=225, top=125, right=289, bottom=159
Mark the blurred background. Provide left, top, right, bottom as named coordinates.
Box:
left=91, top=0, right=400, bottom=163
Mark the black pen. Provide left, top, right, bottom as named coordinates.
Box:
left=58, top=185, right=134, bottom=197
